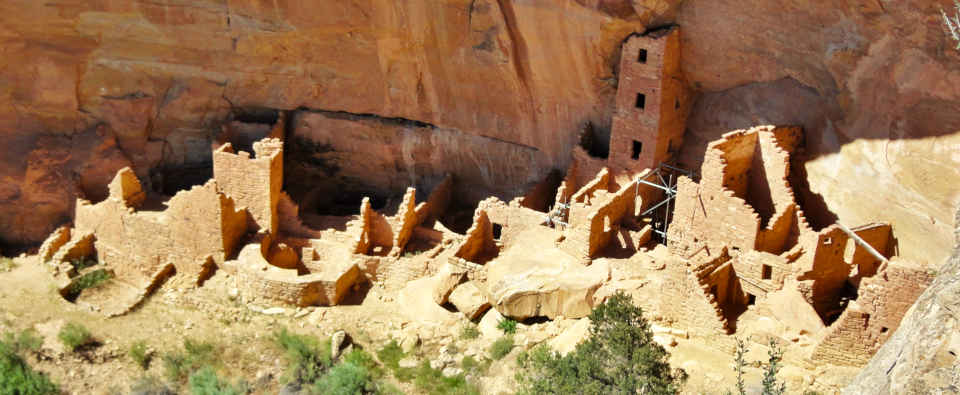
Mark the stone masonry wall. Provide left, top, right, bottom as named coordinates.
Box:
left=609, top=27, right=685, bottom=173
left=213, top=138, right=283, bottom=234
left=454, top=208, right=497, bottom=264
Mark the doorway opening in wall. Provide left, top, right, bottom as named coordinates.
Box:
left=761, top=264, right=772, bottom=280
left=631, top=140, right=643, bottom=160
left=747, top=293, right=756, bottom=306
left=492, top=223, right=503, bottom=241
left=635, top=93, right=646, bottom=109
left=637, top=48, right=648, bottom=63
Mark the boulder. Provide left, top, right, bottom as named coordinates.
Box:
left=448, top=281, right=491, bottom=320
left=487, top=254, right=610, bottom=320
left=398, top=277, right=460, bottom=326
left=432, top=263, right=467, bottom=305
left=477, top=309, right=506, bottom=340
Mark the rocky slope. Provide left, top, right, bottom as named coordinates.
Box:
left=1, top=0, right=958, bottom=268
left=844, top=208, right=960, bottom=394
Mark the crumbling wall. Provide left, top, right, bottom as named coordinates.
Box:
left=797, top=226, right=853, bottom=322
left=731, top=250, right=791, bottom=297
left=75, top=171, right=248, bottom=287
left=657, top=252, right=732, bottom=335
left=479, top=197, right=545, bottom=245
left=233, top=243, right=361, bottom=306
left=586, top=182, right=636, bottom=257
left=454, top=208, right=498, bottom=264
left=668, top=176, right=760, bottom=258
left=848, top=223, right=894, bottom=281
left=668, top=127, right=805, bottom=258
left=212, top=138, right=283, bottom=234
left=354, top=197, right=394, bottom=256
left=390, top=187, right=420, bottom=256
left=809, top=261, right=933, bottom=367
left=570, top=167, right=611, bottom=205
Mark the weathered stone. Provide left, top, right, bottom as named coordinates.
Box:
left=448, top=281, right=491, bottom=320
left=432, top=263, right=467, bottom=305
left=331, top=330, right=347, bottom=360
left=487, top=250, right=610, bottom=320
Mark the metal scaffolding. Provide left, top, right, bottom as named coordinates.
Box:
left=634, top=163, right=692, bottom=244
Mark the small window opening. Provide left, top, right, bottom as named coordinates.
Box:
left=675, top=98, right=680, bottom=110
left=747, top=293, right=756, bottom=306
left=710, top=285, right=718, bottom=297
left=637, top=49, right=648, bottom=63
left=492, top=223, right=503, bottom=241
left=881, top=327, right=889, bottom=333
left=761, top=264, right=772, bottom=280
left=603, top=216, right=612, bottom=233
left=824, top=237, right=833, bottom=245
left=631, top=140, right=643, bottom=160
left=635, top=93, right=646, bottom=109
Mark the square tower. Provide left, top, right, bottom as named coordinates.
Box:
left=609, top=27, right=686, bottom=172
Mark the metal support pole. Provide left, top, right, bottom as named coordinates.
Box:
left=836, top=223, right=890, bottom=265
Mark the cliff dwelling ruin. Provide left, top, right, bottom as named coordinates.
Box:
left=33, top=26, right=934, bottom=373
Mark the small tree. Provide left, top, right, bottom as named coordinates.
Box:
left=517, top=292, right=686, bottom=394
left=943, top=1, right=960, bottom=49
left=731, top=338, right=749, bottom=395
left=727, top=338, right=787, bottom=395
left=761, top=340, right=787, bottom=395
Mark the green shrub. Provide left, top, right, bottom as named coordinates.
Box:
left=4, top=330, right=42, bottom=354
left=130, top=340, right=151, bottom=370
left=761, top=340, right=786, bottom=395
left=460, top=355, right=489, bottom=375
left=516, top=292, right=686, bottom=394
left=62, top=269, right=113, bottom=300
left=69, top=257, right=98, bottom=272
left=0, top=333, right=59, bottom=394
left=162, top=339, right=219, bottom=383
left=377, top=341, right=479, bottom=395
left=728, top=338, right=787, bottom=395
left=314, top=361, right=373, bottom=395
left=188, top=366, right=247, bottom=395
left=459, top=324, right=480, bottom=340
left=731, top=337, right=748, bottom=395
left=58, top=322, right=94, bottom=352
left=343, top=349, right=382, bottom=379
left=496, top=318, right=517, bottom=334
left=376, top=340, right=405, bottom=370
left=272, top=328, right=331, bottom=385
left=489, top=336, right=515, bottom=360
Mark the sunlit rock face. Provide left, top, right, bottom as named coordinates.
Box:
left=1, top=0, right=958, bottom=268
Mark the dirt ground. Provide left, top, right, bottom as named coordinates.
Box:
left=0, top=253, right=858, bottom=394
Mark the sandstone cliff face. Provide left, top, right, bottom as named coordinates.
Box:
left=844, top=208, right=960, bottom=394
left=1, top=0, right=958, bottom=265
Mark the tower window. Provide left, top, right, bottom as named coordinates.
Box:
left=631, top=140, right=642, bottom=160
left=635, top=93, right=646, bottom=109
left=638, top=49, right=648, bottom=63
